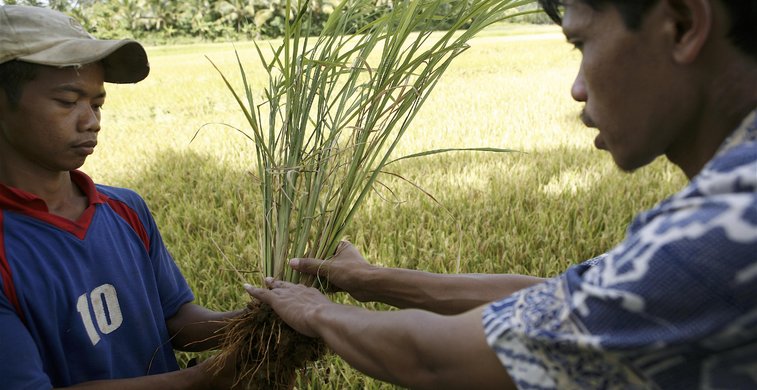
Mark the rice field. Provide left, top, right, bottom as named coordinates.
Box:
left=82, top=23, right=687, bottom=388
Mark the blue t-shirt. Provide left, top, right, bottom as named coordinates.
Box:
left=484, top=109, right=757, bottom=389
left=0, top=171, right=194, bottom=388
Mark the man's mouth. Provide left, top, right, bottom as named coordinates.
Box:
left=594, top=133, right=607, bottom=150
left=579, top=110, right=607, bottom=150
left=579, top=110, right=597, bottom=128
left=73, top=140, right=97, bottom=155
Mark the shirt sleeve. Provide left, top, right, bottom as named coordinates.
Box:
left=483, top=192, right=757, bottom=389
left=137, top=197, right=195, bottom=319
left=106, top=187, right=195, bottom=319
left=0, top=294, right=52, bottom=389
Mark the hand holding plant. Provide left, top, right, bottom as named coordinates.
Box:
left=289, top=240, right=374, bottom=297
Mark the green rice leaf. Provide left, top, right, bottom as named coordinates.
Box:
left=213, top=0, right=535, bottom=283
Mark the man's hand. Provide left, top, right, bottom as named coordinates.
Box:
left=290, top=241, right=374, bottom=301
left=244, top=278, right=333, bottom=338
left=190, top=353, right=247, bottom=389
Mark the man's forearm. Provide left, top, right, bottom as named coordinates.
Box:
left=166, top=303, right=245, bottom=352
left=355, top=267, right=545, bottom=314
left=243, top=279, right=516, bottom=389
left=311, top=303, right=515, bottom=389
left=60, top=363, right=209, bottom=390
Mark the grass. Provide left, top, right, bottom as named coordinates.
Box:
left=82, top=22, right=687, bottom=388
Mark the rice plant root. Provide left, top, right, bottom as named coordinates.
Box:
left=215, top=300, right=327, bottom=389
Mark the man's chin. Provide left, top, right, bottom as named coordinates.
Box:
left=611, top=153, right=656, bottom=174
left=592, top=131, right=656, bottom=172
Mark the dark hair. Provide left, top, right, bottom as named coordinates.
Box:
left=538, top=0, right=757, bottom=59
left=0, top=60, right=41, bottom=109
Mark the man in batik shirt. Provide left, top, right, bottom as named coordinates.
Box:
left=244, top=0, right=757, bottom=388
left=483, top=109, right=757, bottom=388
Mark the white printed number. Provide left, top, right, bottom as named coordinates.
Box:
left=75, top=284, right=123, bottom=346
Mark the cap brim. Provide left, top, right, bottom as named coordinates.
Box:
left=18, top=39, right=149, bottom=84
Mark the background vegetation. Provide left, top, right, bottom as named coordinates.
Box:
left=0, top=0, right=552, bottom=43
left=64, top=22, right=688, bottom=387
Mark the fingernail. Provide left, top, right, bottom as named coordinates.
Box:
left=290, top=258, right=300, bottom=268
left=264, top=277, right=274, bottom=284
left=243, top=283, right=253, bottom=291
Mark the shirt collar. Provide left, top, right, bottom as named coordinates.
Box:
left=715, top=107, right=757, bottom=156
left=0, top=170, right=104, bottom=214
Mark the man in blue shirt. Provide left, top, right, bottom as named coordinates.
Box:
left=0, top=5, right=247, bottom=388
left=246, top=0, right=757, bottom=388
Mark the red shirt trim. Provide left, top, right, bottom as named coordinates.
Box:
left=0, top=170, right=104, bottom=240
left=0, top=211, right=26, bottom=324
left=104, top=197, right=150, bottom=252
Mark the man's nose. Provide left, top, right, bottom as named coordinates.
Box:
left=571, top=67, right=587, bottom=102
left=79, top=105, right=101, bottom=132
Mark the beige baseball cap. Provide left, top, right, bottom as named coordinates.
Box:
left=0, top=5, right=149, bottom=83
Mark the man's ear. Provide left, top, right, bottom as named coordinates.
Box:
left=663, top=0, right=712, bottom=64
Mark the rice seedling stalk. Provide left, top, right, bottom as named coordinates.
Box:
left=211, top=0, right=531, bottom=387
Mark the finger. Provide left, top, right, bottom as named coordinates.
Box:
left=266, top=279, right=300, bottom=290
left=290, top=258, right=328, bottom=275
left=243, top=283, right=269, bottom=301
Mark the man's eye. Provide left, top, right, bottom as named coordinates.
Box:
left=55, top=99, right=76, bottom=107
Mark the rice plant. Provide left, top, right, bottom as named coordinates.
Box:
left=208, top=0, right=534, bottom=386
left=210, top=0, right=529, bottom=288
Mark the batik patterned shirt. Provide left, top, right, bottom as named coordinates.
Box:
left=483, top=108, right=757, bottom=389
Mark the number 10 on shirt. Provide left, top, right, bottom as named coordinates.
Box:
left=75, top=284, right=123, bottom=346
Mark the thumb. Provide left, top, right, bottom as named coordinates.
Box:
left=290, top=258, right=327, bottom=275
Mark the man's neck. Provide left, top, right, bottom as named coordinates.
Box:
left=666, top=104, right=752, bottom=180
left=0, top=167, right=88, bottom=221
left=666, top=56, right=757, bottom=179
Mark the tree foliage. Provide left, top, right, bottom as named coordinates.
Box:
left=2, top=0, right=539, bottom=42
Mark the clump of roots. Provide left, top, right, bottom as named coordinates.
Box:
left=214, top=300, right=327, bottom=389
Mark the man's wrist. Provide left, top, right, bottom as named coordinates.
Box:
left=347, top=265, right=381, bottom=302
left=183, top=363, right=209, bottom=390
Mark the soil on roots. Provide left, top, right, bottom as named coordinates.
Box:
left=215, top=300, right=327, bottom=389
